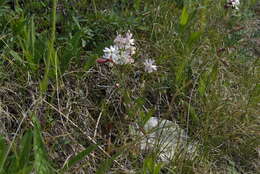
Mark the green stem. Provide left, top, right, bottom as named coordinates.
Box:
left=51, top=0, right=57, bottom=47
left=92, top=0, right=97, bottom=15
left=39, top=0, right=58, bottom=94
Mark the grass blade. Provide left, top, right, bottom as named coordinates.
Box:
left=84, top=53, right=98, bottom=71
left=180, top=7, right=189, bottom=27
left=0, top=136, right=8, bottom=174
left=33, top=115, right=55, bottom=174
left=18, top=130, right=33, bottom=170
left=61, top=144, right=97, bottom=173
left=96, top=153, right=121, bottom=174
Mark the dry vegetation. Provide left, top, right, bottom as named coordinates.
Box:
left=0, top=0, right=259, bottom=173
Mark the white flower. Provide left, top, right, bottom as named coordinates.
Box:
left=114, top=34, right=125, bottom=49
left=227, top=0, right=240, bottom=10
left=101, top=31, right=136, bottom=65
left=103, top=45, right=119, bottom=60
left=144, top=59, right=157, bottom=73
left=125, top=30, right=135, bottom=46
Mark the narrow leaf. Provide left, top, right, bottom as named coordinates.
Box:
left=18, top=131, right=33, bottom=169
left=198, top=78, right=206, bottom=96
left=84, top=54, right=98, bottom=71
left=33, top=115, right=55, bottom=174
left=0, top=136, right=8, bottom=174
left=9, top=50, right=24, bottom=63
left=180, top=7, right=189, bottom=27
left=187, top=31, right=202, bottom=47
left=61, top=144, right=97, bottom=172
left=96, top=153, right=121, bottom=174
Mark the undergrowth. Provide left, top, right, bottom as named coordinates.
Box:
left=0, top=0, right=259, bottom=173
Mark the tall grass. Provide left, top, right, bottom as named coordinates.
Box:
left=40, top=0, right=58, bottom=93
left=0, top=0, right=259, bottom=173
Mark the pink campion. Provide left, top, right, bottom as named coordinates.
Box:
left=97, top=31, right=136, bottom=65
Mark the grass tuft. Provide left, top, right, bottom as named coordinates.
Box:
left=0, top=0, right=259, bottom=173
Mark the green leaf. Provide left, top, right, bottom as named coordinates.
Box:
left=9, top=50, right=24, bottom=64
left=183, top=100, right=199, bottom=122
left=96, top=153, right=121, bottom=174
left=28, top=17, right=35, bottom=61
left=72, top=16, right=81, bottom=30
left=18, top=131, right=33, bottom=170
left=187, top=31, right=202, bottom=47
left=61, top=144, right=97, bottom=173
left=0, top=136, right=8, bottom=174
left=16, top=165, right=33, bottom=174
left=139, top=110, right=153, bottom=127
left=137, top=25, right=149, bottom=31
left=153, top=163, right=163, bottom=174
left=39, top=70, right=49, bottom=94
left=250, top=84, right=260, bottom=106
left=180, top=7, right=189, bottom=27
left=61, top=31, right=82, bottom=73
left=209, top=63, right=218, bottom=83
left=198, top=78, right=206, bottom=96
left=84, top=54, right=98, bottom=71
left=175, top=59, right=188, bottom=87
left=33, top=115, right=55, bottom=174
left=143, top=156, right=163, bottom=174
left=133, top=0, right=141, bottom=11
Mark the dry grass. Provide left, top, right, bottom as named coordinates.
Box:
left=0, top=0, right=259, bottom=173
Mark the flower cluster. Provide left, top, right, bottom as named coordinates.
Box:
left=97, top=31, right=157, bottom=73
left=225, top=0, right=240, bottom=10
left=101, top=31, right=136, bottom=65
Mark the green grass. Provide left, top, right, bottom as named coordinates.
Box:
left=0, top=0, right=259, bottom=173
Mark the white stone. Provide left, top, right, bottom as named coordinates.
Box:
left=130, top=117, right=197, bottom=162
